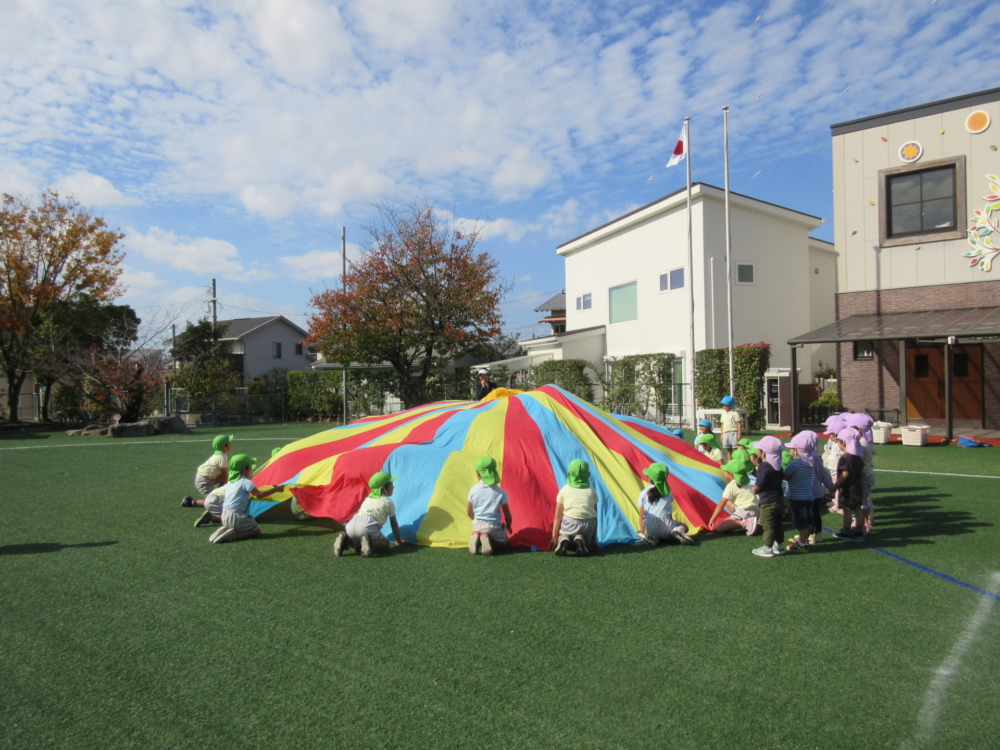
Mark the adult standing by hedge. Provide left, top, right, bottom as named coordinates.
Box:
left=475, top=369, right=497, bottom=400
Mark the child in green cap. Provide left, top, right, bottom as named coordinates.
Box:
left=333, top=472, right=405, bottom=557
left=695, top=432, right=725, bottom=465
left=635, top=464, right=694, bottom=545
left=551, top=459, right=598, bottom=556
left=466, top=456, right=513, bottom=556
left=707, top=452, right=760, bottom=535
left=182, top=434, right=233, bottom=509
left=208, top=454, right=284, bottom=544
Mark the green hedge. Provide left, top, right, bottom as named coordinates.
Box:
left=287, top=371, right=342, bottom=420
left=597, top=353, right=675, bottom=417
left=527, top=359, right=594, bottom=403
left=695, top=343, right=770, bottom=430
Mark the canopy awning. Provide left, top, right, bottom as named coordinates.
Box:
left=788, top=306, right=1000, bottom=345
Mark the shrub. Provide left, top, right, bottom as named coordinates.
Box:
left=810, top=387, right=843, bottom=411
left=695, top=343, right=771, bottom=430
left=527, top=359, right=594, bottom=403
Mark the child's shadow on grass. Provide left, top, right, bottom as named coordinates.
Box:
left=0, top=541, right=118, bottom=555
left=846, top=486, right=990, bottom=548
left=257, top=513, right=343, bottom=541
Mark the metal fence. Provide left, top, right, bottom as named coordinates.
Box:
left=166, top=394, right=285, bottom=427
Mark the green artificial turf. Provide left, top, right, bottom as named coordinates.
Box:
left=2, top=427, right=999, bottom=749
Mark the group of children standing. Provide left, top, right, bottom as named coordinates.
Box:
left=178, top=401, right=874, bottom=556
left=695, top=400, right=877, bottom=558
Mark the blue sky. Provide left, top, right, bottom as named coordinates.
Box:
left=2, top=0, right=999, bottom=342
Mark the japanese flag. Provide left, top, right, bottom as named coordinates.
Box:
left=666, top=125, right=686, bottom=168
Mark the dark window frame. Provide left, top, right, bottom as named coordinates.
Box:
left=853, top=340, right=874, bottom=360
left=295, top=343, right=303, bottom=356
left=878, top=155, right=966, bottom=248
left=736, top=263, right=755, bottom=284
left=272, top=342, right=282, bottom=359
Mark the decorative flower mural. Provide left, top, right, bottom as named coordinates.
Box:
left=964, top=175, right=1000, bottom=272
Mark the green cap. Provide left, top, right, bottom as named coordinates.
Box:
left=721, top=452, right=754, bottom=486
left=642, top=463, right=670, bottom=496
left=368, top=471, right=397, bottom=498
left=695, top=432, right=723, bottom=453
left=475, top=456, right=500, bottom=486
left=567, top=459, right=591, bottom=489
left=213, top=434, right=234, bottom=454
left=271, top=446, right=282, bottom=458
left=737, top=437, right=756, bottom=450
left=228, top=454, right=257, bottom=483
left=781, top=449, right=792, bottom=469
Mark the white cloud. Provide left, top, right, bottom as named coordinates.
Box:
left=119, top=265, right=165, bottom=292
left=126, top=227, right=246, bottom=279
left=55, top=171, right=140, bottom=206
left=240, top=184, right=298, bottom=220
left=278, top=242, right=362, bottom=282
left=542, top=198, right=583, bottom=240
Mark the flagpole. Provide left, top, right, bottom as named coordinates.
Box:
left=685, top=117, right=696, bottom=429
left=723, top=106, right=735, bottom=397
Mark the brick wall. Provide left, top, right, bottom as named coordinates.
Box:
left=836, top=280, right=1000, bottom=429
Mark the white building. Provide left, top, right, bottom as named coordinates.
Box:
left=217, top=316, right=313, bottom=382
left=505, top=183, right=836, bottom=423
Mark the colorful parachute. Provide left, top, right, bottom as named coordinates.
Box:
left=252, top=385, right=727, bottom=549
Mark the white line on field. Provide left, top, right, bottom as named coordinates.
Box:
left=902, top=572, right=1000, bottom=750
left=875, top=469, right=1000, bottom=479
left=0, top=437, right=311, bottom=451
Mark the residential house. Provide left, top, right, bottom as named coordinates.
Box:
left=789, top=87, right=1000, bottom=434
left=487, top=183, right=836, bottom=425
left=217, top=316, right=313, bottom=382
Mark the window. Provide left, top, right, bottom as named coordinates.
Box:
left=659, top=267, right=684, bottom=292
left=853, top=341, right=873, bottom=360
left=575, top=293, right=592, bottom=311
left=272, top=342, right=282, bottom=359
left=954, top=352, right=969, bottom=378
left=914, top=353, right=929, bottom=377
left=878, top=156, right=966, bottom=247
left=736, top=263, right=755, bottom=284
left=609, top=282, right=638, bottom=324
left=295, top=343, right=303, bottom=356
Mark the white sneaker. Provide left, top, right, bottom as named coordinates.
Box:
left=809, top=532, right=823, bottom=545
left=468, top=533, right=480, bottom=555
left=772, top=543, right=786, bottom=556
left=209, top=526, right=235, bottom=544
left=554, top=536, right=571, bottom=556
left=671, top=527, right=694, bottom=545
left=360, top=534, right=371, bottom=558
left=636, top=530, right=657, bottom=546
left=332, top=532, right=347, bottom=556
left=480, top=533, right=493, bottom=557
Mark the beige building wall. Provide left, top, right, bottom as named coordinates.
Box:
left=832, top=99, right=1000, bottom=294
left=808, top=240, right=838, bottom=372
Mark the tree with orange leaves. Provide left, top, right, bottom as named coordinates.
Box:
left=0, top=191, right=125, bottom=422
left=307, top=201, right=511, bottom=408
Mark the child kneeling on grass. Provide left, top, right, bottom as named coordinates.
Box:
left=551, top=459, right=598, bottom=556
left=194, top=486, right=225, bottom=527
left=208, top=455, right=284, bottom=544
left=466, top=456, right=513, bottom=556
left=750, top=436, right=786, bottom=557
left=182, top=434, right=233, bottom=508
left=333, top=472, right=405, bottom=557
left=707, top=452, right=759, bottom=535
left=635, top=463, right=694, bottom=545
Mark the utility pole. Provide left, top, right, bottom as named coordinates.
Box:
left=723, top=106, right=735, bottom=397
left=342, top=228, right=349, bottom=426
left=211, top=278, right=218, bottom=330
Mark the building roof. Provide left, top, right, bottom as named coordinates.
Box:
left=534, top=291, right=566, bottom=312
left=218, top=316, right=308, bottom=340
left=557, top=182, right=822, bottom=253
left=830, top=87, right=1000, bottom=137
left=788, top=307, right=1000, bottom=345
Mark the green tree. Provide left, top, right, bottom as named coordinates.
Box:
left=307, top=201, right=511, bottom=408
left=0, top=191, right=124, bottom=422
left=169, top=319, right=240, bottom=398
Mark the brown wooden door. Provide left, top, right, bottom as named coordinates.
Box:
left=907, top=347, right=943, bottom=419
left=906, top=345, right=983, bottom=421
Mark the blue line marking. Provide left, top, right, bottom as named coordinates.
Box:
left=823, top=526, right=1000, bottom=603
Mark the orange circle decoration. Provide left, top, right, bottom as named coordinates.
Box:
left=899, top=141, right=922, bottom=163
left=966, top=110, right=991, bottom=134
